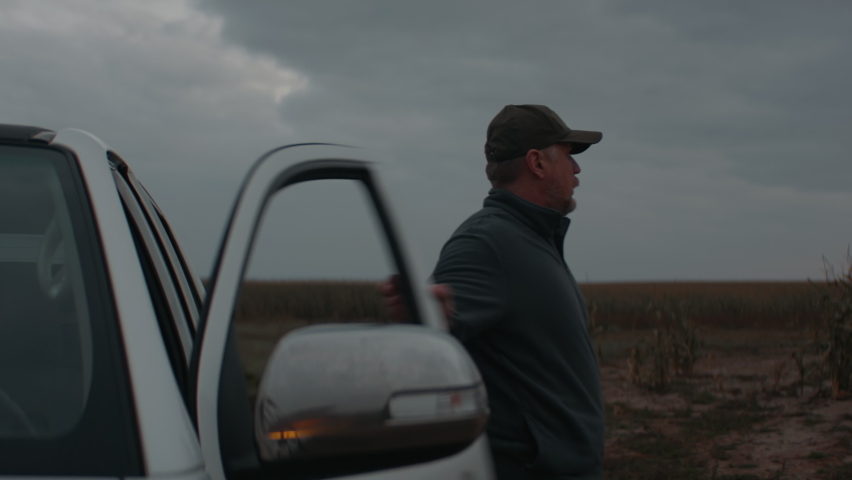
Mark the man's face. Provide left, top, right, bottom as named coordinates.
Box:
left=543, top=143, right=581, bottom=215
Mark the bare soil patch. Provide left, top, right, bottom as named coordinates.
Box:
left=600, top=329, right=852, bottom=480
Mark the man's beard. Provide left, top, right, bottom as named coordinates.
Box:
left=566, top=197, right=577, bottom=214
left=545, top=179, right=576, bottom=215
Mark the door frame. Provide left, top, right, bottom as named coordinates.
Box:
left=189, top=144, right=438, bottom=480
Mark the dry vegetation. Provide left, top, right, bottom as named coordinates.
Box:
left=621, top=299, right=703, bottom=391
left=590, top=274, right=852, bottom=480
left=234, top=280, right=390, bottom=324
left=813, top=257, right=852, bottom=400
left=581, top=281, right=824, bottom=330
left=232, top=278, right=852, bottom=479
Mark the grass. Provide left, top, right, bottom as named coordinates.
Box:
left=820, top=463, right=852, bottom=480
left=605, top=394, right=798, bottom=479
left=710, top=443, right=739, bottom=460
left=603, top=456, right=707, bottom=480
left=604, top=431, right=707, bottom=480
left=802, top=414, right=825, bottom=427
left=605, top=392, right=788, bottom=479
left=684, top=399, right=772, bottom=439
left=693, top=391, right=718, bottom=405
left=622, top=431, right=693, bottom=460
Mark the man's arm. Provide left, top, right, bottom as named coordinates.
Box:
left=380, top=275, right=454, bottom=325
left=433, top=233, right=507, bottom=342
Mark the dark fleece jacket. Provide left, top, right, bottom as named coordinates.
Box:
left=433, top=189, right=603, bottom=478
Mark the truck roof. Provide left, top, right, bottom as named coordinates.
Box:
left=0, top=123, right=56, bottom=144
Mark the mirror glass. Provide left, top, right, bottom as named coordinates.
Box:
left=255, top=324, right=487, bottom=464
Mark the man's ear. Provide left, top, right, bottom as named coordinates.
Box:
left=524, top=149, right=547, bottom=180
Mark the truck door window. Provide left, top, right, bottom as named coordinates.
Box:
left=235, top=179, right=398, bottom=409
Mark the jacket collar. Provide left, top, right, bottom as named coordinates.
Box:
left=484, top=189, right=570, bottom=248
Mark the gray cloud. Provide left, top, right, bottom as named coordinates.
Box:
left=194, top=0, right=852, bottom=280
left=0, top=0, right=307, bottom=269
left=1, top=0, right=849, bottom=281
left=200, top=0, right=852, bottom=191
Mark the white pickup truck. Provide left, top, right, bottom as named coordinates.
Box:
left=0, top=125, right=494, bottom=480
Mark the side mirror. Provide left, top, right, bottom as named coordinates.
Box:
left=254, top=324, right=488, bottom=463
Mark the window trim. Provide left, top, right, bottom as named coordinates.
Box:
left=124, top=170, right=200, bottom=332
left=137, top=181, right=207, bottom=308
left=113, top=171, right=193, bottom=365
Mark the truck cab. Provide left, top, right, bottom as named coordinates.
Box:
left=0, top=125, right=493, bottom=480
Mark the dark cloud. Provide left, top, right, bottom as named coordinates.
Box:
left=193, top=0, right=852, bottom=280
left=200, top=0, right=852, bottom=192
left=2, top=1, right=849, bottom=280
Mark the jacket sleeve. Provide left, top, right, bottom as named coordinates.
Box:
left=432, top=233, right=507, bottom=342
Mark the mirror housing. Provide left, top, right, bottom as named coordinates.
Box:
left=254, top=324, right=488, bottom=462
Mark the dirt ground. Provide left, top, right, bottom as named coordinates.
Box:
left=598, top=328, right=852, bottom=480
left=234, top=322, right=852, bottom=479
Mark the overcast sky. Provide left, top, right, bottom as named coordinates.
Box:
left=2, top=0, right=850, bottom=282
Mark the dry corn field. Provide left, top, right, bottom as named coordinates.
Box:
left=233, top=280, right=852, bottom=480
left=582, top=281, right=824, bottom=330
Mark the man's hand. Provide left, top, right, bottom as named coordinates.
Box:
left=379, top=274, right=409, bottom=323
left=430, top=283, right=454, bottom=325
left=379, top=274, right=454, bottom=326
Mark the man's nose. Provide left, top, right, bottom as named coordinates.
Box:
left=570, top=156, right=581, bottom=174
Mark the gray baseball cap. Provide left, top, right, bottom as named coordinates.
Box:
left=484, top=104, right=602, bottom=162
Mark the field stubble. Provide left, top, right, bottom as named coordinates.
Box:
left=232, top=280, right=850, bottom=479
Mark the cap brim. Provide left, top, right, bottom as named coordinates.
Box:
left=558, top=130, right=602, bottom=154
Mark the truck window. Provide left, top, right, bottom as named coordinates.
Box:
left=235, top=179, right=398, bottom=409
left=0, top=144, right=141, bottom=475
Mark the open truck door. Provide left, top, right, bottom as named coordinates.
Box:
left=190, top=144, right=493, bottom=480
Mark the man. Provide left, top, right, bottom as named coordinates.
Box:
left=384, top=104, right=604, bottom=479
